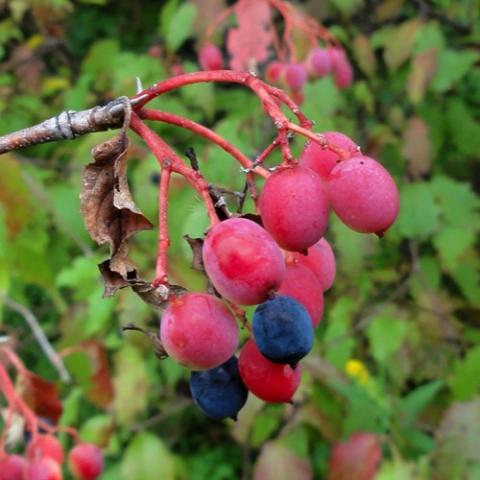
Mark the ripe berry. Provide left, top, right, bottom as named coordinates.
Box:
left=239, top=339, right=301, bottom=402
left=0, top=454, right=26, bottom=480
left=69, top=443, right=104, bottom=480
left=24, top=457, right=62, bottom=480
left=190, top=356, right=248, bottom=420
left=26, top=434, right=64, bottom=464
left=285, top=63, right=307, bottom=91
left=277, top=263, right=324, bottom=327
left=306, top=47, right=331, bottom=77
left=327, top=155, right=399, bottom=235
left=252, top=295, right=313, bottom=366
left=293, top=238, right=336, bottom=292
left=328, top=47, right=353, bottom=89
left=160, top=293, right=238, bottom=370
left=299, top=131, right=358, bottom=185
left=199, top=43, right=224, bottom=70
left=259, top=166, right=328, bottom=252
left=202, top=218, right=285, bottom=305
left=265, top=61, right=284, bottom=84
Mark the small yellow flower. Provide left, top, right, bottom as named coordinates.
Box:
left=345, top=359, right=370, bottom=385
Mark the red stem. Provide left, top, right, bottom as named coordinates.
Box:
left=139, top=109, right=270, bottom=178
left=154, top=166, right=171, bottom=287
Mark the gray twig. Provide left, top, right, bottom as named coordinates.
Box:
left=0, top=294, right=71, bottom=382
left=0, top=95, right=146, bottom=154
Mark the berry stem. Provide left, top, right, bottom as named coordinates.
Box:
left=130, top=113, right=220, bottom=227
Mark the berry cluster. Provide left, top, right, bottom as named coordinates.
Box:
left=196, top=0, right=353, bottom=103
left=159, top=130, right=399, bottom=420
left=0, top=435, right=103, bottom=480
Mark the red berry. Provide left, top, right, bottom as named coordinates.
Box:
left=24, top=458, right=62, bottom=480
left=307, top=47, right=331, bottom=77
left=0, top=454, right=26, bottom=480
left=328, top=47, right=353, bottom=89
left=285, top=63, right=307, bottom=91
left=265, top=61, right=284, bottom=84
left=328, top=155, right=399, bottom=235
left=239, top=340, right=301, bottom=402
left=26, top=435, right=64, bottom=464
left=328, top=432, right=382, bottom=480
left=278, top=263, right=324, bottom=327
left=160, top=293, right=238, bottom=370
left=69, top=443, right=104, bottom=480
left=199, top=43, right=224, bottom=70
left=299, top=131, right=358, bottom=185
left=293, top=238, right=336, bottom=292
left=202, top=218, right=285, bottom=305
left=259, top=166, right=328, bottom=252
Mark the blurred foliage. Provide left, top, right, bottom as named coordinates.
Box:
left=0, top=0, right=479, bottom=478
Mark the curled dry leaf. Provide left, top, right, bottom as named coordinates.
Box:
left=183, top=235, right=205, bottom=272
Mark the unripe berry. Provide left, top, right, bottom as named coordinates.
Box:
left=25, top=457, right=62, bottom=480
left=202, top=218, right=285, bottom=305
left=327, top=155, right=399, bottom=235
left=328, top=47, right=353, bottom=89
left=160, top=293, right=238, bottom=370
left=265, top=61, right=285, bottom=84
left=306, top=47, right=331, bottom=77
left=285, top=63, right=307, bottom=91
left=26, top=435, right=64, bottom=464
left=199, top=43, right=224, bottom=70
left=69, top=443, right=104, bottom=480
left=0, top=454, right=26, bottom=480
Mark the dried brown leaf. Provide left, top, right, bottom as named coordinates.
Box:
left=402, top=117, right=432, bottom=178
left=183, top=235, right=204, bottom=272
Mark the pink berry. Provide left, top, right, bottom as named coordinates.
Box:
left=239, top=340, right=301, bottom=402
left=278, top=263, right=324, bottom=327
left=202, top=218, right=285, bottom=305
left=0, top=454, right=26, bottom=480
left=328, top=47, right=353, bottom=89
left=265, top=61, right=284, bottom=84
left=199, top=43, right=224, bottom=70
left=327, top=155, right=399, bottom=235
left=293, top=238, right=336, bottom=292
left=24, top=457, right=62, bottom=480
left=285, top=63, right=307, bottom=91
left=307, top=47, right=331, bottom=77
left=69, top=443, right=104, bottom=480
left=259, top=166, right=328, bottom=252
left=160, top=293, right=238, bottom=370
left=328, top=432, right=382, bottom=480
left=300, top=131, right=358, bottom=185
left=26, top=435, right=64, bottom=464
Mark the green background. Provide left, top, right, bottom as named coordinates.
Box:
left=0, top=0, right=479, bottom=478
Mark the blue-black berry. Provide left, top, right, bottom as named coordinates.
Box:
left=252, top=294, right=313, bottom=367
left=189, top=356, right=248, bottom=420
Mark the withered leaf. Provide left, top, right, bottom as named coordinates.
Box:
left=19, top=371, right=63, bottom=424
left=81, top=133, right=153, bottom=281
left=183, top=235, right=204, bottom=272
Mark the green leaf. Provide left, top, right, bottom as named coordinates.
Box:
left=433, top=226, right=476, bottom=270
left=449, top=346, right=480, bottom=401
left=113, top=345, right=151, bottom=426
left=396, top=182, right=440, bottom=240
left=323, top=297, right=356, bottom=369
left=166, top=2, right=197, bottom=52
left=398, top=380, right=444, bottom=426
left=431, top=49, right=479, bottom=92
left=121, top=432, right=176, bottom=480
left=366, top=310, right=408, bottom=364
left=449, top=261, right=480, bottom=308
left=384, top=19, right=423, bottom=70
left=445, top=99, right=480, bottom=156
